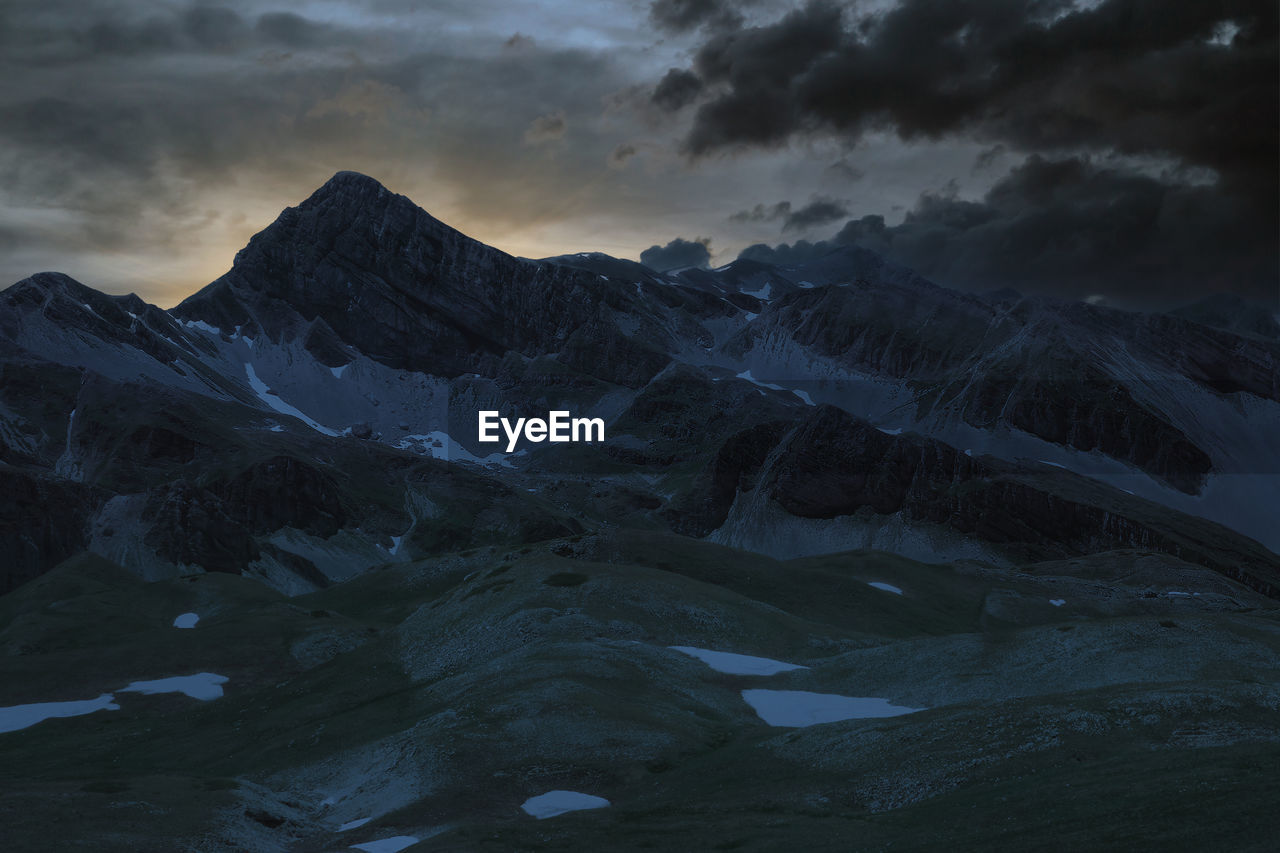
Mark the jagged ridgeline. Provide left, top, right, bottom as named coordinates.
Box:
left=1, top=170, right=1278, bottom=595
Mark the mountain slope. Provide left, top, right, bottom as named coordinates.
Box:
left=1, top=539, right=1277, bottom=850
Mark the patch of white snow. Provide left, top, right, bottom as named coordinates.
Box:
left=397, top=431, right=513, bottom=467
left=244, top=363, right=339, bottom=436
left=521, top=791, right=611, bottom=820
left=120, top=673, right=227, bottom=701
left=669, top=646, right=808, bottom=676
left=741, top=689, right=924, bottom=728
left=0, top=694, right=119, bottom=734
left=736, top=370, right=785, bottom=391
left=184, top=319, right=221, bottom=335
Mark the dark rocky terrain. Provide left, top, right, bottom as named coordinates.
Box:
left=1, top=172, right=1278, bottom=850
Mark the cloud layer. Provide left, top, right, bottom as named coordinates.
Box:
left=743, top=154, right=1277, bottom=305
left=667, top=0, right=1277, bottom=305
left=641, top=236, right=712, bottom=270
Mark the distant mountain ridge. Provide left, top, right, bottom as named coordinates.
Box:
left=2, top=171, right=1278, bottom=596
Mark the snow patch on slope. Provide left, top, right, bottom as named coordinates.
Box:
left=397, top=431, right=514, bottom=467
left=245, top=363, right=339, bottom=436
left=521, top=790, right=610, bottom=819
left=120, top=673, right=227, bottom=701
left=0, top=694, right=119, bottom=734
left=736, top=369, right=785, bottom=391
left=741, top=689, right=924, bottom=727
left=669, top=646, right=808, bottom=676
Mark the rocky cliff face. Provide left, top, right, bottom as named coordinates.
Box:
left=733, top=277, right=1278, bottom=497
left=755, top=407, right=1279, bottom=595
left=0, top=469, right=99, bottom=593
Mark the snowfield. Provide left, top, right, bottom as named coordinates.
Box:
left=0, top=694, right=119, bottom=734
left=120, top=673, right=228, bottom=701
left=669, top=646, right=808, bottom=676
left=736, top=369, right=786, bottom=391
left=741, top=689, right=925, bottom=728
left=521, top=790, right=611, bottom=819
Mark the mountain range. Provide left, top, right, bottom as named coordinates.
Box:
left=2, top=172, right=1278, bottom=851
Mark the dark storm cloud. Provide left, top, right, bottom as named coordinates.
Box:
left=742, top=155, right=1278, bottom=307
left=738, top=239, right=828, bottom=267
left=729, top=201, right=791, bottom=224
left=825, top=159, right=863, bottom=182
left=649, top=0, right=744, bottom=33
left=782, top=196, right=849, bottom=231
left=641, top=236, right=712, bottom=270
left=651, top=68, right=704, bottom=111
left=678, top=0, right=1277, bottom=179
left=678, top=0, right=1277, bottom=304
left=729, top=196, right=849, bottom=231
left=524, top=111, right=568, bottom=144
left=609, top=143, right=638, bottom=167
left=256, top=12, right=330, bottom=48
left=972, top=144, right=1007, bottom=173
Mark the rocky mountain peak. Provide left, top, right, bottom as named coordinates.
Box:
left=229, top=170, right=468, bottom=274
left=171, top=172, right=666, bottom=384
left=4, top=271, right=97, bottom=302
left=0, top=271, right=153, bottom=335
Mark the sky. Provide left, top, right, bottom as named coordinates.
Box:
left=0, top=0, right=1275, bottom=309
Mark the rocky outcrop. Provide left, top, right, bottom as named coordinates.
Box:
left=666, top=420, right=791, bottom=537
left=0, top=469, right=99, bottom=593
left=211, top=456, right=348, bottom=538
left=143, top=479, right=260, bottom=574
left=752, top=406, right=1280, bottom=595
